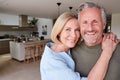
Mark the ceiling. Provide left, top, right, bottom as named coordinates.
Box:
left=0, top=0, right=120, bottom=19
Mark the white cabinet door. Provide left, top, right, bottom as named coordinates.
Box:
left=10, top=41, right=25, bottom=61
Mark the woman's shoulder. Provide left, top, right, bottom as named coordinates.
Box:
left=46, top=42, right=54, bottom=47
left=44, top=42, right=62, bottom=56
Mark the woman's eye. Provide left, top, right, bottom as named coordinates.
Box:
left=65, top=29, right=70, bottom=31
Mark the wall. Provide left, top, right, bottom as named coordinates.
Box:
left=111, top=13, right=120, bottom=38
left=37, top=18, right=53, bottom=39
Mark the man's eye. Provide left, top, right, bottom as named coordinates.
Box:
left=83, top=21, right=87, bottom=24
left=93, top=20, right=98, bottom=24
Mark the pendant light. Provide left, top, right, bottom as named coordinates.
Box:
left=69, top=6, right=73, bottom=12
left=57, top=2, right=61, bottom=16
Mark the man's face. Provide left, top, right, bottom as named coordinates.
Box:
left=79, top=7, right=106, bottom=46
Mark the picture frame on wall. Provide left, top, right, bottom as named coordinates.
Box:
left=42, top=25, right=47, bottom=35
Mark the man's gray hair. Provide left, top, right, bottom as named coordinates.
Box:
left=78, top=2, right=106, bottom=23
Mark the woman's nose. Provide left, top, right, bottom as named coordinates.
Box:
left=71, top=31, right=76, bottom=38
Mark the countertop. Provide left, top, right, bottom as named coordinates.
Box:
left=10, top=39, right=51, bottom=45
left=0, top=38, right=13, bottom=41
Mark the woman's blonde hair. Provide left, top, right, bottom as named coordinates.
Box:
left=51, top=12, right=77, bottom=44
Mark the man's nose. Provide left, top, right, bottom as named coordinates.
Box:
left=87, top=24, right=93, bottom=31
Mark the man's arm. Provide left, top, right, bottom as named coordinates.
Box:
left=88, top=34, right=119, bottom=80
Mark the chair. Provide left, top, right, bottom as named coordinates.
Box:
left=35, top=43, right=46, bottom=60
left=24, top=45, right=35, bottom=63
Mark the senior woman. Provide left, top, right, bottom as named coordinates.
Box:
left=40, top=12, right=118, bottom=80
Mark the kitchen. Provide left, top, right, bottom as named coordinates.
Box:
left=0, top=13, right=53, bottom=80
left=0, top=12, right=53, bottom=80
left=0, top=13, right=53, bottom=54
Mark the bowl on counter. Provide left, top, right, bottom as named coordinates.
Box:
left=0, top=36, right=5, bottom=39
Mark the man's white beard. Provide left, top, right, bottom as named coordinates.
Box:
left=84, top=38, right=97, bottom=44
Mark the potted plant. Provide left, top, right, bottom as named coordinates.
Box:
left=28, top=17, right=38, bottom=26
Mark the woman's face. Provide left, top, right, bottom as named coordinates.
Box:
left=59, top=18, right=80, bottom=49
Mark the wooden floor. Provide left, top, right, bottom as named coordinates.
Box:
left=0, top=53, right=41, bottom=80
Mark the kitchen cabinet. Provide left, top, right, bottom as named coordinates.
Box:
left=10, top=39, right=51, bottom=61
left=0, top=39, right=11, bottom=54
left=0, top=14, right=38, bottom=31
left=10, top=41, right=25, bottom=61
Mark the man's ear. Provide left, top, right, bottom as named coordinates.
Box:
left=103, top=23, right=106, bottom=30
